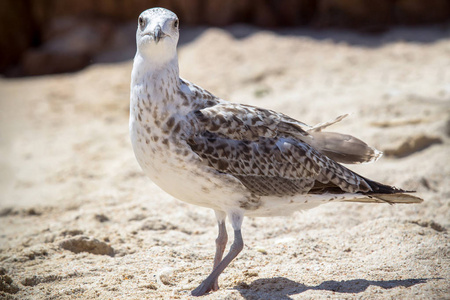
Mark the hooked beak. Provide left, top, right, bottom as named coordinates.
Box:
left=154, top=25, right=163, bottom=43
left=142, top=24, right=167, bottom=44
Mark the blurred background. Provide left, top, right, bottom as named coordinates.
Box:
left=1, top=0, right=450, bottom=77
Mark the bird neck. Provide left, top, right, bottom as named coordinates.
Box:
left=132, top=51, right=180, bottom=88
left=130, top=51, right=181, bottom=129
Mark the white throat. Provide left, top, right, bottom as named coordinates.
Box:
left=132, top=50, right=179, bottom=86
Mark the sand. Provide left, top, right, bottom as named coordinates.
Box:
left=0, top=25, right=449, bottom=299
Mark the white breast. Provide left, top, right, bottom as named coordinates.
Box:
left=129, top=79, right=248, bottom=211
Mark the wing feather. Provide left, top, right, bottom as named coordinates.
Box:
left=186, top=104, right=372, bottom=196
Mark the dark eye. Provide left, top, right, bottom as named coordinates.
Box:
left=138, top=17, right=145, bottom=28
left=173, top=19, right=179, bottom=29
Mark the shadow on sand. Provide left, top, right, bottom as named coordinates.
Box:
left=235, top=277, right=432, bottom=300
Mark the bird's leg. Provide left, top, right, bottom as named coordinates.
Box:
left=191, top=211, right=244, bottom=297
left=212, top=214, right=228, bottom=291
left=191, top=230, right=243, bottom=296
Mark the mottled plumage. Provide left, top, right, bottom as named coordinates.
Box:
left=186, top=104, right=375, bottom=197
left=129, top=8, right=423, bottom=296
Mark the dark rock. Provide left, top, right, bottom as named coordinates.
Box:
left=128, top=213, right=147, bottom=221
left=61, top=229, right=84, bottom=236
left=22, top=245, right=49, bottom=260
left=410, top=220, right=447, bottom=232
left=445, top=118, right=450, bottom=137
left=0, top=208, right=15, bottom=217
left=94, top=214, right=110, bottom=222
left=21, top=275, right=41, bottom=287
left=25, top=208, right=41, bottom=216
left=21, top=274, right=63, bottom=287
left=59, top=236, right=115, bottom=256
left=140, top=218, right=178, bottom=231
left=383, top=135, right=443, bottom=158
left=0, top=274, right=19, bottom=294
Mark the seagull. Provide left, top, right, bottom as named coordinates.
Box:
left=129, top=7, right=423, bottom=296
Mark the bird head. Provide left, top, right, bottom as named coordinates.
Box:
left=136, top=8, right=179, bottom=64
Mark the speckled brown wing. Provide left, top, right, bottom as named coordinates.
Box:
left=186, top=104, right=372, bottom=197
left=189, top=103, right=310, bottom=141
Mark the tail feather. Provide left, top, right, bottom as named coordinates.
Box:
left=303, top=114, right=423, bottom=205
left=306, top=114, right=382, bottom=165
left=364, top=176, right=410, bottom=194
left=308, top=131, right=383, bottom=164
left=341, top=193, right=423, bottom=204
left=343, top=176, right=424, bottom=204
left=370, top=193, right=423, bottom=204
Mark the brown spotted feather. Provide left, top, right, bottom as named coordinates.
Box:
left=187, top=104, right=372, bottom=197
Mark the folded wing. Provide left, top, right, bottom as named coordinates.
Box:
left=186, top=104, right=373, bottom=197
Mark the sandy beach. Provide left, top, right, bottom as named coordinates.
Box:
left=0, top=25, right=449, bottom=299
